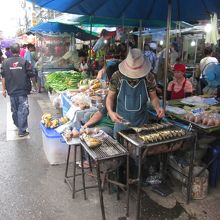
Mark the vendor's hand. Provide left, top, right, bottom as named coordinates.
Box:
left=109, top=112, right=123, bottom=123
left=155, top=107, right=165, bottom=119
left=2, top=90, right=6, bottom=98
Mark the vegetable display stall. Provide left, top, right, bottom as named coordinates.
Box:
left=45, top=71, right=86, bottom=92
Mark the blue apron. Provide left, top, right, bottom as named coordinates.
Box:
left=114, top=78, right=149, bottom=136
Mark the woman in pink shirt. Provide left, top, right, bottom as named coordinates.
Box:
left=19, top=44, right=27, bottom=58
left=167, top=63, right=193, bottom=100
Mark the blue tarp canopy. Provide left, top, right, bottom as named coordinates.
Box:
left=50, top=14, right=193, bottom=29
left=27, top=0, right=220, bottom=22
left=30, top=22, right=98, bottom=41
left=67, top=15, right=176, bottom=28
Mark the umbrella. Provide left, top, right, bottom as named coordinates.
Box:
left=30, top=22, right=98, bottom=41
left=0, top=39, right=17, bottom=49
left=27, top=0, right=220, bottom=22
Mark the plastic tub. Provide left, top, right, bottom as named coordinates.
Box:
left=40, top=123, right=71, bottom=165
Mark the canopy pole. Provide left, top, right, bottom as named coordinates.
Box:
left=194, top=39, right=198, bottom=64
left=163, top=0, right=172, bottom=109
left=89, top=16, right=93, bottom=61
left=138, top=19, right=143, bottom=50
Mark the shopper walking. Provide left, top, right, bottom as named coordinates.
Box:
left=24, top=43, right=38, bottom=92
left=1, top=43, right=34, bottom=137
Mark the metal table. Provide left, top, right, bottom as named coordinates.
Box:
left=80, top=133, right=129, bottom=220
left=117, top=125, right=197, bottom=220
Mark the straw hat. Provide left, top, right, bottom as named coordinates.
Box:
left=119, top=48, right=151, bottom=79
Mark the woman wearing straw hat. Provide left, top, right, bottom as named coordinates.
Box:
left=106, top=48, right=165, bottom=136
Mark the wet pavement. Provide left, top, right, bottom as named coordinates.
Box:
left=0, top=92, right=220, bottom=220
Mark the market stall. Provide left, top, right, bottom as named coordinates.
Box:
left=30, top=22, right=98, bottom=91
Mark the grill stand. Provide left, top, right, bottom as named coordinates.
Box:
left=117, top=130, right=197, bottom=220
left=80, top=135, right=129, bottom=220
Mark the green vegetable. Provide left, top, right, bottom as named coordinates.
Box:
left=45, top=71, right=87, bottom=91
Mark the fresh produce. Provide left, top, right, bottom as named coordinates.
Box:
left=59, top=116, right=69, bottom=125
left=78, top=79, right=90, bottom=90
left=184, top=113, right=220, bottom=127
left=45, top=71, right=87, bottom=91
left=50, top=119, right=59, bottom=128
left=41, top=113, right=69, bottom=129
left=89, top=79, right=102, bottom=90
left=41, top=113, right=52, bottom=121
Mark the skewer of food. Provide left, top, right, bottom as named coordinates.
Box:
left=139, top=129, right=186, bottom=143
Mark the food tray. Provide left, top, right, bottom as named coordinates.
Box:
left=166, top=111, right=220, bottom=132
left=80, top=132, right=127, bottom=161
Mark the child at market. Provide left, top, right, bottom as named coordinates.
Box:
left=78, top=50, right=88, bottom=75
left=167, top=63, right=193, bottom=100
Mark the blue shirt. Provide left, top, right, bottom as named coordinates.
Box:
left=24, top=50, right=35, bottom=67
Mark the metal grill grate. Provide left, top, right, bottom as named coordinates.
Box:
left=117, top=125, right=194, bottom=148
left=81, top=136, right=127, bottom=161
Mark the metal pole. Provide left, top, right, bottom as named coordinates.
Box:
left=89, top=16, right=93, bottom=60
left=138, top=19, right=143, bottom=50
left=136, top=148, right=142, bottom=220
left=194, top=39, right=198, bottom=64
left=163, top=0, right=172, bottom=109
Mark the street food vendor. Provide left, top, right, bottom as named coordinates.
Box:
left=167, top=63, right=193, bottom=100
left=106, top=48, right=165, bottom=136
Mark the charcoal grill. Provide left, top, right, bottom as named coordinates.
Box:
left=117, top=122, right=197, bottom=220
left=80, top=133, right=129, bottom=220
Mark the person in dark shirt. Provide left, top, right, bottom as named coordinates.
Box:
left=5, top=47, right=13, bottom=58
left=1, top=43, right=35, bottom=137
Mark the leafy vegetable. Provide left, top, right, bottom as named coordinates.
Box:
left=45, top=71, right=87, bottom=91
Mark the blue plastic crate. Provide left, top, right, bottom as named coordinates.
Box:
left=40, top=123, right=62, bottom=138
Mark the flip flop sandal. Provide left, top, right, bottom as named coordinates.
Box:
left=78, top=161, right=90, bottom=169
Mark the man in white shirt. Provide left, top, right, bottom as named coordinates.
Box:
left=199, top=47, right=218, bottom=94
